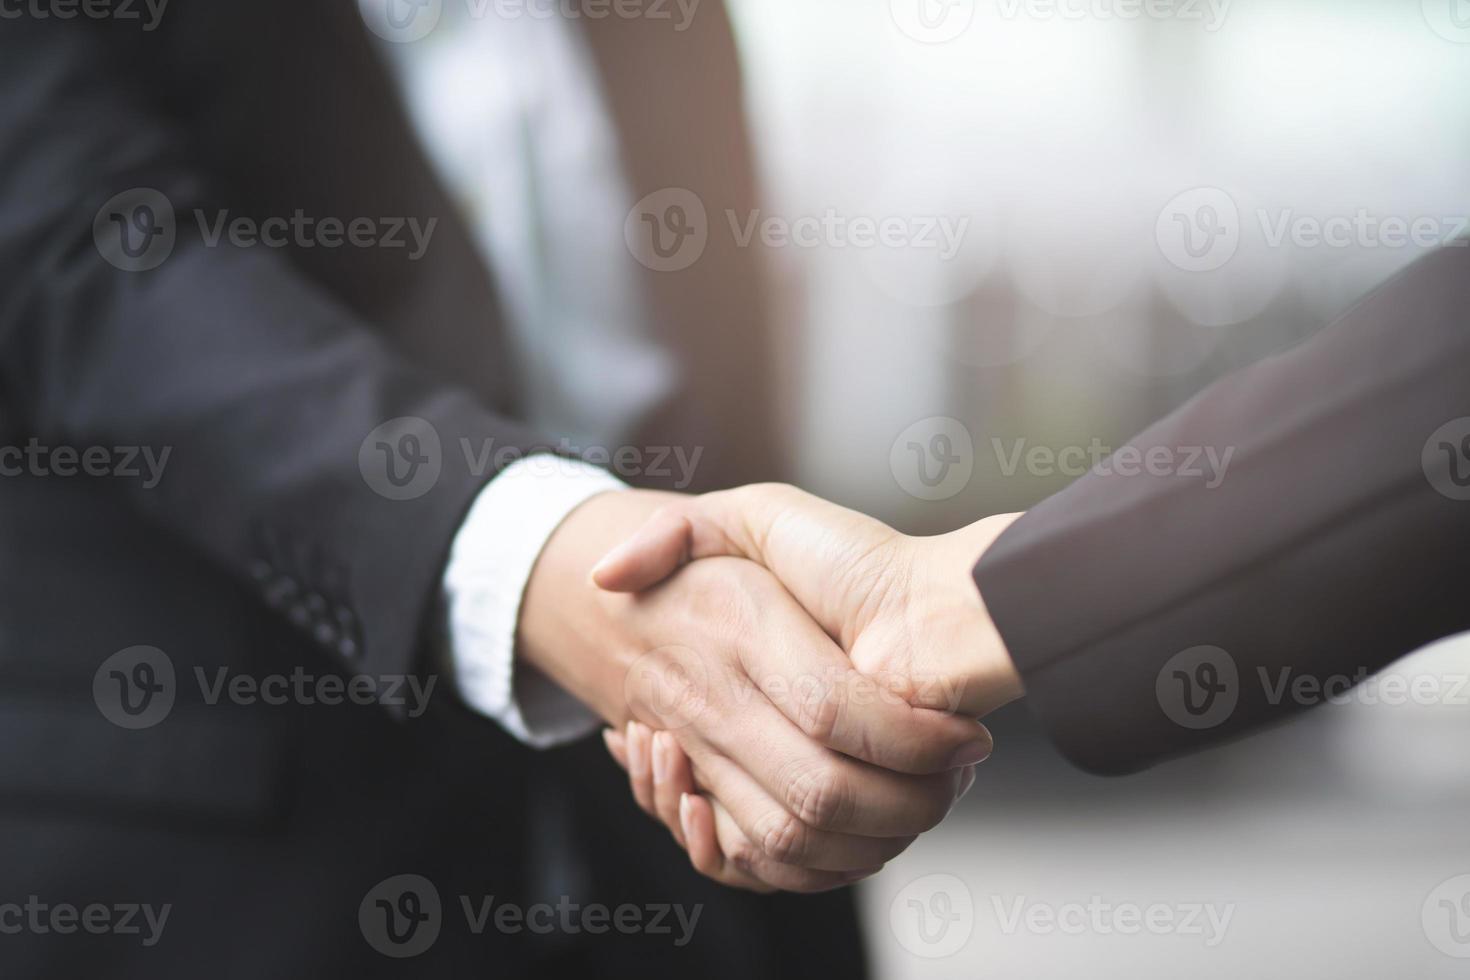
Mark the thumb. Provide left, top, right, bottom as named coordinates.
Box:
left=590, top=508, right=696, bottom=592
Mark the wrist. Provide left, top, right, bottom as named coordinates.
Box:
left=926, top=513, right=1025, bottom=716
left=515, top=488, right=681, bottom=724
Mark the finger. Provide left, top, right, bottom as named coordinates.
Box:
left=592, top=486, right=793, bottom=593
left=653, top=731, right=694, bottom=847
left=592, top=509, right=694, bottom=592
left=592, top=485, right=855, bottom=631
left=677, top=581, right=967, bottom=836
left=678, top=793, right=774, bottom=893
left=687, top=745, right=921, bottom=871
left=703, top=795, right=878, bottom=894
left=626, top=721, right=656, bottom=816
left=706, top=693, right=968, bottom=839
left=731, top=590, right=995, bottom=774
left=603, top=727, right=629, bottom=770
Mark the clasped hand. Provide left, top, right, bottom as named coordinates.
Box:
left=515, top=484, right=1022, bottom=893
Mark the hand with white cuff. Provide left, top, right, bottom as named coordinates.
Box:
left=511, top=485, right=993, bottom=893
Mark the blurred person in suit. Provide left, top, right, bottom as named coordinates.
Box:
left=0, top=4, right=988, bottom=975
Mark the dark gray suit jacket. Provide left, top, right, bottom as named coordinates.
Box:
left=977, top=246, right=1470, bottom=775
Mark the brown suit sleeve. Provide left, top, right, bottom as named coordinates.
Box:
left=974, top=246, right=1470, bottom=775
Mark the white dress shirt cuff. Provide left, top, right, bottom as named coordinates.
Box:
left=444, top=454, right=626, bottom=748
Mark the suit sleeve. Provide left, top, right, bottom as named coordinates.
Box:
left=0, top=21, right=544, bottom=686
left=974, top=245, right=1470, bottom=775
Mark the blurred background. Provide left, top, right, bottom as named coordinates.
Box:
left=721, top=0, right=1470, bottom=976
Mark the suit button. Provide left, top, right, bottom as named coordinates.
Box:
left=266, top=576, right=299, bottom=608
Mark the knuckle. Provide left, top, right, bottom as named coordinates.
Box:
left=757, top=812, right=810, bottom=866
left=784, top=763, right=853, bottom=832
left=792, top=682, right=842, bottom=745
left=726, top=841, right=764, bottom=879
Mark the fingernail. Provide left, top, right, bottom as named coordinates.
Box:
left=626, top=721, right=648, bottom=778
left=956, top=764, right=977, bottom=802
left=652, top=731, right=671, bottom=783
left=678, top=792, right=694, bottom=840
left=601, top=728, right=618, bottom=755
left=948, top=738, right=992, bottom=768
left=589, top=548, right=623, bottom=584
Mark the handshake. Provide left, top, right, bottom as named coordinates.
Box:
left=515, top=483, right=1027, bottom=894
